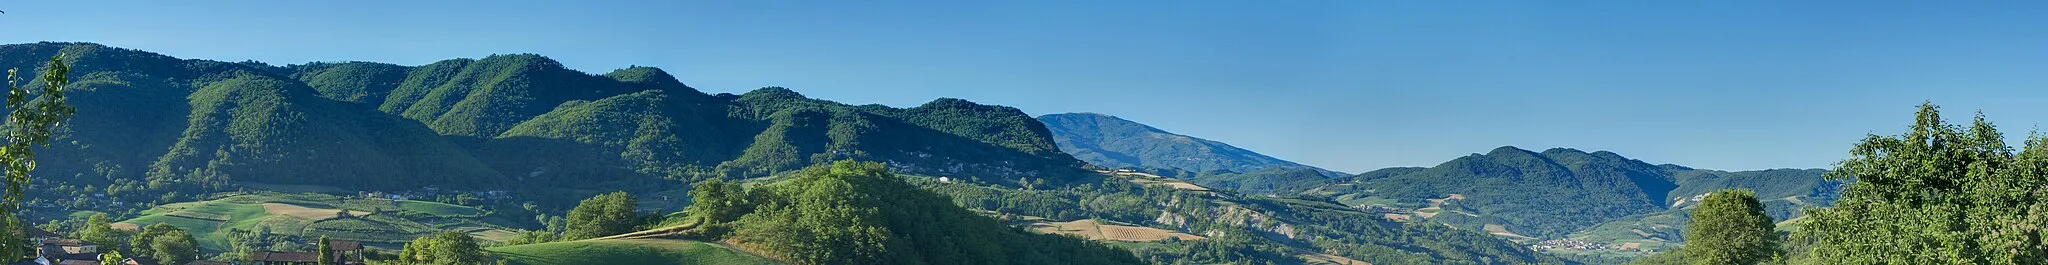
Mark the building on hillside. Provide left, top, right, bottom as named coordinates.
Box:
left=245, top=251, right=318, bottom=265
left=16, top=227, right=61, bottom=243
left=46, top=239, right=95, bottom=254
left=120, top=257, right=157, bottom=265
left=328, top=240, right=365, bottom=265
left=38, top=240, right=100, bottom=264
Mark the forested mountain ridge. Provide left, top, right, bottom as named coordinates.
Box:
left=1038, top=112, right=1341, bottom=177
left=1311, top=146, right=1836, bottom=248
left=0, top=42, right=1083, bottom=199
left=0, top=42, right=507, bottom=194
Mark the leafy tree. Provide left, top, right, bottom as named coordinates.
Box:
left=562, top=191, right=639, bottom=240
left=684, top=179, right=749, bottom=225
left=0, top=54, right=75, bottom=260
left=396, top=231, right=487, bottom=265
left=149, top=229, right=197, bottom=265
left=1683, top=190, right=1776, bottom=265
left=128, top=223, right=176, bottom=255
left=318, top=235, right=335, bottom=265
left=1798, top=103, right=2048, bottom=264
left=78, top=213, right=127, bottom=250
left=501, top=230, right=559, bottom=246
left=98, top=250, right=123, bottom=265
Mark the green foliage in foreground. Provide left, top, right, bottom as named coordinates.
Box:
left=489, top=239, right=778, bottom=265
left=1796, top=104, right=2048, bottom=264
left=1681, top=190, right=1777, bottom=265
left=686, top=161, right=1144, bottom=265
left=1, top=53, right=76, bottom=260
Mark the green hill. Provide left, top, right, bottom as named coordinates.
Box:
left=1186, top=167, right=1335, bottom=195
left=1038, top=113, right=1341, bottom=178
left=490, top=239, right=780, bottom=265
left=680, top=161, right=1145, bottom=265
left=1310, top=146, right=1835, bottom=249
left=0, top=42, right=503, bottom=193
left=0, top=42, right=1086, bottom=201
left=1562, top=169, right=1838, bottom=253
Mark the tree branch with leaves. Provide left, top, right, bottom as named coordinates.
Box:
left=1, top=54, right=76, bottom=260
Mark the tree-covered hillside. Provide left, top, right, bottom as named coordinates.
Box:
left=1038, top=113, right=1340, bottom=178
left=0, top=42, right=1084, bottom=202
left=0, top=42, right=504, bottom=195
left=1315, top=146, right=1834, bottom=242
left=682, top=161, right=1145, bottom=265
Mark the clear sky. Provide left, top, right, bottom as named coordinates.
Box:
left=3, top=1, right=2046, bottom=173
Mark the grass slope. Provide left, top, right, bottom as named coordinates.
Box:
left=115, top=193, right=513, bottom=252
left=489, top=239, right=779, bottom=265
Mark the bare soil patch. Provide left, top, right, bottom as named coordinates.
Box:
left=1027, top=219, right=1203, bottom=242
left=1300, top=253, right=1372, bottom=265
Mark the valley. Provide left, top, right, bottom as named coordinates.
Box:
left=0, top=41, right=1959, bottom=265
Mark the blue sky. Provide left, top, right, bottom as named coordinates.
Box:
left=3, top=1, right=2046, bottom=173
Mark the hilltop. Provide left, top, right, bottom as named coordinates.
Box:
left=1038, top=112, right=1341, bottom=178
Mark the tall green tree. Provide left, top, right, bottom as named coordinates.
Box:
left=0, top=54, right=75, bottom=260
left=1683, top=190, right=1777, bottom=265
left=78, top=213, right=126, bottom=250
left=149, top=229, right=198, bottom=265
left=562, top=191, right=639, bottom=240
left=129, top=223, right=177, bottom=256
left=397, top=231, right=487, bottom=265
left=318, top=235, right=335, bottom=265
left=684, top=179, right=750, bottom=225
left=1798, top=103, right=2048, bottom=264
left=98, top=250, right=123, bottom=265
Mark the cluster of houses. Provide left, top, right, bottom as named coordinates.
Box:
left=9, top=228, right=365, bottom=265
left=364, top=187, right=511, bottom=202
left=1528, top=238, right=1650, bottom=252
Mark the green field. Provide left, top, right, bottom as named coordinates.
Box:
left=397, top=200, right=485, bottom=217
left=117, top=192, right=516, bottom=252
left=489, top=239, right=781, bottom=265
left=122, top=201, right=272, bottom=250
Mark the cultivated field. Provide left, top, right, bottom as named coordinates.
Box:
left=1022, top=219, right=1204, bottom=242
left=115, top=192, right=518, bottom=252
